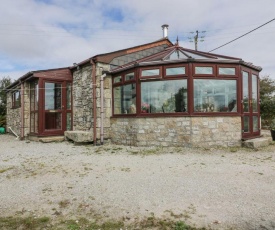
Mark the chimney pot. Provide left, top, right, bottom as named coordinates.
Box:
left=161, top=24, right=169, bottom=38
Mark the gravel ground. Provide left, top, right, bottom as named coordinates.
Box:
left=0, top=134, right=275, bottom=230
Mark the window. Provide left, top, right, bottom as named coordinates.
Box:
left=219, top=67, right=236, bottom=75
left=195, top=66, right=213, bottom=75
left=194, top=80, right=237, bottom=112
left=114, top=76, right=122, bottom=83
left=125, top=72, right=135, bottom=81
left=141, top=80, right=188, bottom=113
left=12, top=90, right=21, bottom=108
left=30, top=81, right=38, bottom=133
left=114, top=84, right=136, bottom=114
left=166, top=67, right=186, bottom=76
left=141, top=68, right=160, bottom=77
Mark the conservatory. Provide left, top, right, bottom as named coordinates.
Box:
left=110, top=45, right=262, bottom=147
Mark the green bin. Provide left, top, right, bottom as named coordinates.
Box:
left=0, top=127, right=5, bottom=134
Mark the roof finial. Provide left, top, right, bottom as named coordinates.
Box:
left=175, top=36, right=179, bottom=46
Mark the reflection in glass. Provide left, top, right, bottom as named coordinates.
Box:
left=125, top=72, right=135, bottom=81
left=45, top=83, right=62, bottom=110
left=114, top=76, right=122, bottom=83
left=67, top=83, right=71, bottom=109
left=253, top=116, right=258, bottom=132
left=67, top=113, right=72, bottom=130
left=141, top=80, right=187, bottom=113
left=141, top=69, right=159, bottom=77
left=242, top=71, right=249, bottom=112
left=219, top=67, right=235, bottom=75
left=252, top=75, right=258, bottom=112
left=244, top=116, right=249, bottom=132
left=113, top=84, right=136, bottom=114
left=194, top=80, right=237, bottom=112
left=195, top=67, right=213, bottom=74
left=166, top=67, right=185, bottom=76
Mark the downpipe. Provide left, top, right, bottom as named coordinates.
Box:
left=100, top=73, right=107, bottom=145
left=8, top=127, right=19, bottom=139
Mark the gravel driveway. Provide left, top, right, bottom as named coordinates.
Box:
left=0, top=134, right=274, bottom=229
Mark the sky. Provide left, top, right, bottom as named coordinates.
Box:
left=0, top=0, right=275, bottom=80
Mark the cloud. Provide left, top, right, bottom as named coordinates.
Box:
left=0, top=0, right=274, bottom=80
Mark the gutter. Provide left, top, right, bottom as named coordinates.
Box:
left=100, top=72, right=107, bottom=145
left=90, top=59, right=97, bottom=145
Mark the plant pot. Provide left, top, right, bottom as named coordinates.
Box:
left=271, top=129, right=275, bottom=141
left=0, top=127, right=5, bottom=134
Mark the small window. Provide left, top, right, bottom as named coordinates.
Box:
left=141, top=69, right=160, bottom=77
left=219, top=67, right=236, bottom=75
left=125, top=72, right=135, bottom=81
left=12, top=90, right=21, bottom=108
left=195, top=66, right=213, bottom=74
left=114, top=76, right=122, bottom=83
left=166, top=67, right=185, bottom=76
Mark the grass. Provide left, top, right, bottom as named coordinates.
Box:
left=0, top=216, right=208, bottom=230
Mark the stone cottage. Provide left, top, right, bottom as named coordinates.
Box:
left=6, top=26, right=262, bottom=147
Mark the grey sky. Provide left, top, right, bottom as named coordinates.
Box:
left=0, top=0, right=274, bottom=80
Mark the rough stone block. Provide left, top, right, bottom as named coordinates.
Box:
left=242, top=138, right=270, bottom=149
left=65, top=131, right=93, bottom=143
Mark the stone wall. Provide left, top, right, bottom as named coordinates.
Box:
left=72, top=63, right=112, bottom=140
left=6, top=89, right=21, bottom=137
left=72, top=64, right=93, bottom=131
left=6, top=82, right=31, bottom=138
left=110, top=116, right=242, bottom=147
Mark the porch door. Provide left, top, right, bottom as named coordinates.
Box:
left=242, top=71, right=260, bottom=139
left=42, top=81, right=69, bottom=135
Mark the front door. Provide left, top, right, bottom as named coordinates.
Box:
left=242, top=70, right=260, bottom=139
left=41, top=81, right=71, bottom=135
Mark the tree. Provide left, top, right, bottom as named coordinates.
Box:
left=260, top=75, right=275, bottom=128
left=0, top=76, right=12, bottom=126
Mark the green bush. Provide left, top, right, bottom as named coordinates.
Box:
left=0, top=115, right=6, bottom=127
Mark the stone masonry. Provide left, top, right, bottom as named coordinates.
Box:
left=110, top=116, right=242, bottom=147
left=72, top=62, right=112, bottom=140
left=6, top=82, right=31, bottom=138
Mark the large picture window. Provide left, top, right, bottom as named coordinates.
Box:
left=114, top=84, right=136, bottom=114
left=141, top=80, right=187, bottom=113
left=194, top=79, right=237, bottom=112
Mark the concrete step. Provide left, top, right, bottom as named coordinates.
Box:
left=28, top=136, right=65, bottom=143
left=242, top=137, right=271, bottom=149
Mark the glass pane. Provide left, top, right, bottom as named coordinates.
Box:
left=45, top=83, right=62, bottom=110
left=219, top=67, right=236, bottom=75
left=166, top=67, right=185, bottom=76
left=67, top=83, right=71, bottom=109
left=141, top=69, right=160, bottom=77
left=252, top=75, right=258, bottom=112
left=244, top=116, right=249, bottom=133
left=141, top=80, right=187, bottom=113
left=114, top=76, right=122, bottom=83
left=242, top=71, right=249, bottom=112
left=166, top=51, right=187, bottom=60
left=113, top=84, right=136, bottom=114
left=193, top=80, right=237, bottom=112
left=30, top=113, right=35, bottom=133
left=125, top=72, right=135, bottom=81
left=45, top=112, right=62, bottom=130
left=195, top=66, right=213, bottom=74
left=66, top=113, right=71, bottom=130
left=253, top=116, right=259, bottom=132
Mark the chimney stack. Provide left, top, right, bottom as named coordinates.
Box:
left=161, top=24, right=169, bottom=38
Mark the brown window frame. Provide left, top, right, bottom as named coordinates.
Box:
left=11, top=89, right=21, bottom=109
left=217, top=65, right=238, bottom=77
left=193, top=64, right=216, bottom=77
left=164, top=64, right=188, bottom=78
left=139, top=66, right=162, bottom=79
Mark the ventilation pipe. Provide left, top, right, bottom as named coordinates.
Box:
left=100, top=71, right=107, bottom=145
left=161, top=24, right=169, bottom=38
